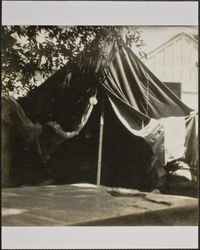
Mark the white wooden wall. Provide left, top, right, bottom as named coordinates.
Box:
left=142, top=34, right=198, bottom=110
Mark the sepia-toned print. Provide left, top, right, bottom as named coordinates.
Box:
left=2, top=25, right=198, bottom=227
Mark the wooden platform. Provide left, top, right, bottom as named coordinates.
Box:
left=2, top=183, right=198, bottom=226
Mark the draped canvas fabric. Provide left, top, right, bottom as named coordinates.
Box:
left=2, top=95, right=43, bottom=185
left=100, top=41, right=197, bottom=181
left=7, top=39, right=197, bottom=184
left=2, top=92, right=97, bottom=163
left=38, top=92, right=97, bottom=162
left=185, top=113, right=198, bottom=177
left=161, top=117, right=186, bottom=163
left=102, top=42, right=192, bottom=125
left=2, top=96, right=42, bottom=145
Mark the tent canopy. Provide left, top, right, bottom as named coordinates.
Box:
left=20, top=39, right=192, bottom=128
left=15, top=38, right=197, bottom=187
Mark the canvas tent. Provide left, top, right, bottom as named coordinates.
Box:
left=2, top=38, right=198, bottom=190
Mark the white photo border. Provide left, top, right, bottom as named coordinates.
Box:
left=1, top=1, right=199, bottom=249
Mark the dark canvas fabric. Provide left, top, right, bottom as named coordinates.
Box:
left=102, top=42, right=192, bottom=126
left=2, top=96, right=43, bottom=186
left=2, top=96, right=42, bottom=145
left=8, top=39, right=197, bottom=186
left=185, top=113, right=198, bottom=176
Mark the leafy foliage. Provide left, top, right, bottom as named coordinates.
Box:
left=2, top=26, right=145, bottom=97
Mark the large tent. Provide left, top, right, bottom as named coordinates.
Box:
left=2, top=38, right=198, bottom=190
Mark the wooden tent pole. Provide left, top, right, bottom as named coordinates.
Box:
left=96, top=98, right=105, bottom=186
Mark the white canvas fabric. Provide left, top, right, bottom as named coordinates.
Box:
left=160, top=116, right=186, bottom=164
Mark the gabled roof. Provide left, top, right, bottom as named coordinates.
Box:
left=142, top=32, right=198, bottom=59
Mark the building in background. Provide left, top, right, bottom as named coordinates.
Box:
left=140, top=31, right=198, bottom=111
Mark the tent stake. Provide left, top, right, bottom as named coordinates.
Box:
left=96, top=99, right=105, bottom=186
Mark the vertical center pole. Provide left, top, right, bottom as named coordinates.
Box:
left=96, top=98, right=105, bottom=186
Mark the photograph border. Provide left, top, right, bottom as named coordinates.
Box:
left=1, top=1, right=199, bottom=249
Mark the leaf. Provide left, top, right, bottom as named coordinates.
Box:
left=2, top=25, right=144, bottom=96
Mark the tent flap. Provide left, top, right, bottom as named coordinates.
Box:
left=12, top=39, right=197, bottom=185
